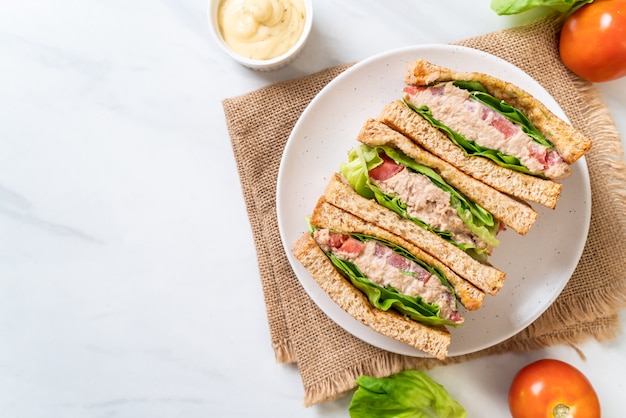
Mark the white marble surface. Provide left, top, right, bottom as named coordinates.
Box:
left=1, top=1, right=625, bottom=417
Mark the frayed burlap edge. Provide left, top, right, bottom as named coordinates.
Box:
left=576, top=78, right=626, bottom=214
left=274, top=339, right=297, bottom=363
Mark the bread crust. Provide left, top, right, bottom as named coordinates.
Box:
left=324, top=173, right=505, bottom=296
left=357, top=118, right=538, bottom=235
left=292, top=232, right=451, bottom=360
left=311, top=196, right=485, bottom=310
left=404, top=60, right=592, bottom=164
left=378, top=100, right=563, bottom=209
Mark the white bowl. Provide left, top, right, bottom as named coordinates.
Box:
left=207, top=0, right=313, bottom=71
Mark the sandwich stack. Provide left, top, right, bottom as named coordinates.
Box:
left=291, top=60, right=592, bottom=360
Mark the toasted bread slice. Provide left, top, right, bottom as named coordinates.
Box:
left=292, top=232, right=451, bottom=360
left=378, top=100, right=563, bottom=209
left=357, top=118, right=538, bottom=235
left=404, top=60, right=592, bottom=164
left=311, top=197, right=485, bottom=310
left=324, top=173, right=505, bottom=296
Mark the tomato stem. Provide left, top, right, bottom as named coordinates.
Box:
left=553, top=403, right=570, bottom=418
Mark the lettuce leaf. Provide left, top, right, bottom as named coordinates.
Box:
left=452, top=80, right=554, bottom=149
left=339, top=144, right=499, bottom=260
left=349, top=370, right=467, bottom=418
left=323, top=232, right=460, bottom=328
left=490, top=0, right=591, bottom=15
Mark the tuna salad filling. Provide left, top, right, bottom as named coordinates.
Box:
left=314, top=228, right=463, bottom=324
left=339, top=144, right=500, bottom=262
left=403, top=82, right=570, bottom=179
left=369, top=153, right=490, bottom=253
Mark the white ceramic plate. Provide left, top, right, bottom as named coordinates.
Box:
left=276, top=44, right=591, bottom=357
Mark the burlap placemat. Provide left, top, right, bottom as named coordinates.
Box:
left=223, top=16, right=626, bottom=406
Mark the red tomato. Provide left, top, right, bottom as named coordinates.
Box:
left=559, top=0, right=626, bottom=82
left=508, top=359, right=601, bottom=418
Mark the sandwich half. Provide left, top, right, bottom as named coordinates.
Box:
left=310, top=196, right=485, bottom=309
left=293, top=232, right=451, bottom=360
left=403, top=60, right=591, bottom=169
left=292, top=196, right=484, bottom=359
left=378, top=60, right=592, bottom=209
left=322, top=173, right=504, bottom=296
left=379, top=100, right=564, bottom=209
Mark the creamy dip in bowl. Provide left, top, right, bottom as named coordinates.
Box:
left=208, top=0, right=313, bottom=71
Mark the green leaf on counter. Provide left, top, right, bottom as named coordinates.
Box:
left=349, top=370, right=467, bottom=418
left=490, top=0, right=592, bottom=15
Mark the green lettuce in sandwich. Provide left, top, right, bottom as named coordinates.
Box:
left=309, top=222, right=464, bottom=327
left=340, top=144, right=500, bottom=262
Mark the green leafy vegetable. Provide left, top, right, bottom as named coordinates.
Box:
left=319, top=231, right=460, bottom=327
left=349, top=370, right=467, bottom=418
left=490, top=0, right=592, bottom=15
left=452, top=81, right=554, bottom=149
left=339, top=144, right=499, bottom=261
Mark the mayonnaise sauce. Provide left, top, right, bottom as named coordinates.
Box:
left=218, top=0, right=306, bottom=60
